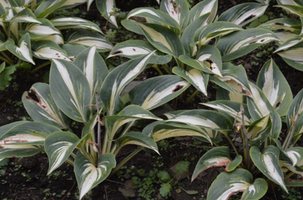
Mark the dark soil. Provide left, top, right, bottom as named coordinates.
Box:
left=1, top=1, right=303, bottom=200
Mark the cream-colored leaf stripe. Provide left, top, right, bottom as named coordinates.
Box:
left=48, top=141, right=73, bottom=174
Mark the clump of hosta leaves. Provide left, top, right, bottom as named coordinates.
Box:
left=108, top=0, right=279, bottom=102
left=0, top=46, right=197, bottom=199
left=148, top=57, right=303, bottom=199
left=258, top=0, right=303, bottom=71
left=0, top=0, right=115, bottom=90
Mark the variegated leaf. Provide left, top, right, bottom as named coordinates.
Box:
left=192, top=146, right=241, bottom=181
left=257, top=59, right=292, bottom=116
left=257, top=18, right=301, bottom=34
left=114, top=131, right=159, bottom=154
left=138, top=23, right=185, bottom=57
left=129, top=75, right=190, bottom=110
left=6, top=33, right=35, bottom=64
left=100, top=53, right=153, bottom=115
left=66, top=30, right=113, bottom=52
left=286, top=89, right=303, bottom=145
left=96, top=0, right=118, bottom=27
left=105, top=105, right=162, bottom=140
left=275, top=4, right=303, bottom=17
left=108, top=40, right=172, bottom=64
left=74, top=152, right=116, bottom=200
left=179, top=45, right=223, bottom=76
left=181, top=13, right=213, bottom=56
left=274, top=36, right=303, bottom=53
left=277, top=41, right=303, bottom=71
left=22, top=83, right=69, bottom=129
left=32, top=40, right=70, bottom=61
left=35, top=34, right=64, bottom=45
left=73, top=46, right=108, bottom=97
left=50, top=59, right=91, bottom=122
left=218, top=2, right=268, bottom=26
left=0, top=121, right=60, bottom=160
left=189, top=0, right=217, bottom=22
left=166, top=109, right=232, bottom=131
left=57, top=0, right=87, bottom=10
left=45, top=131, right=80, bottom=174
left=207, top=168, right=268, bottom=200
left=217, top=28, right=279, bottom=61
left=34, top=0, right=67, bottom=18
left=51, top=17, right=103, bottom=34
left=251, top=145, right=287, bottom=192
left=247, top=115, right=271, bottom=146
left=20, top=19, right=60, bottom=39
left=172, top=67, right=209, bottom=96
left=203, top=100, right=252, bottom=125
left=126, top=7, right=179, bottom=32
left=152, top=122, right=212, bottom=143
left=194, top=21, right=242, bottom=46
left=247, top=83, right=281, bottom=139
left=160, top=0, right=190, bottom=30
left=212, top=63, right=251, bottom=97
left=8, top=7, right=40, bottom=23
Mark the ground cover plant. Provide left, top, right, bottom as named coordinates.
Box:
left=1, top=0, right=303, bottom=199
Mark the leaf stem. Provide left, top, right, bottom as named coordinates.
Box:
left=95, top=91, right=102, bottom=157
left=284, top=114, right=300, bottom=149
left=185, top=89, right=199, bottom=105
left=240, top=105, right=251, bottom=169
left=109, top=147, right=143, bottom=177
left=152, top=64, right=164, bottom=75
left=30, top=61, right=51, bottom=73
left=0, top=52, right=14, bottom=65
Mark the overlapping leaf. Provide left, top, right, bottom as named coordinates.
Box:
left=114, top=131, right=159, bottom=154
left=194, top=21, right=242, bottom=46
left=100, top=53, right=153, bottom=115
left=207, top=168, right=268, bottom=200
left=34, top=0, right=67, bottom=18
left=22, top=83, right=69, bottom=129
left=96, top=0, right=118, bottom=27
left=0, top=121, right=60, bottom=160
left=50, top=59, right=91, bottom=122
left=51, top=17, right=103, bottom=34
left=73, top=46, right=108, bottom=97
left=160, top=0, right=190, bottom=30
left=286, top=89, right=303, bottom=145
left=166, top=110, right=232, bottom=131
left=74, top=152, right=116, bottom=200
left=192, top=146, right=242, bottom=181
left=250, top=145, right=287, bottom=192
left=6, top=33, right=35, bottom=64
left=45, top=131, right=80, bottom=174
left=257, top=59, right=292, bottom=116
left=66, top=30, right=113, bottom=52
left=218, top=2, right=268, bottom=26
left=172, top=67, right=209, bottom=96
left=108, top=40, right=172, bottom=64
left=129, top=75, right=190, bottom=110
left=189, top=0, right=217, bottom=22
left=32, top=40, right=70, bottom=60
left=203, top=100, right=252, bottom=125
left=20, top=19, right=60, bottom=39
left=138, top=23, right=185, bottom=57
left=179, top=45, right=223, bottom=76
left=217, top=28, right=279, bottom=61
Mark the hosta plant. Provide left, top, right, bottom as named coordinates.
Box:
left=257, top=0, right=303, bottom=71
left=150, top=58, right=303, bottom=199
left=108, top=0, right=279, bottom=101
left=0, top=46, right=204, bottom=199
left=0, top=0, right=113, bottom=90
